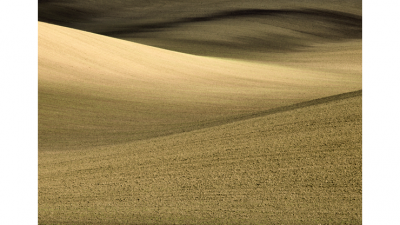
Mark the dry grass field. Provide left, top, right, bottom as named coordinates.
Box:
left=39, top=0, right=362, bottom=224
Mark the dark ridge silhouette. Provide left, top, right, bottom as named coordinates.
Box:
left=39, top=8, right=97, bottom=24
left=39, top=3, right=361, bottom=40
left=39, top=3, right=361, bottom=55
left=38, top=1, right=104, bottom=25
left=101, top=8, right=361, bottom=38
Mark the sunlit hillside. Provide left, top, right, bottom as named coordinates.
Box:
left=38, top=0, right=362, bottom=223
left=39, top=22, right=361, bottom=150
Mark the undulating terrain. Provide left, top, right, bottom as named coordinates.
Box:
left=39, top=0, right=361, bottom=60
left=39, top=91, right=361, bottom=224
left=39, top=0, right=362, bottom=224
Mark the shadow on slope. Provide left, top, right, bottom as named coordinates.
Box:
left=38, top=22, right=361, bottom=151
left=196, top=90, right=362, bottom=130
left=103, top=8, right=361, bottom=38
left=107, top=8, right=361, bottom=56
left=39, top=0, right=361, bottom=58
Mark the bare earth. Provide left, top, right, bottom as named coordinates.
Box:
left=39, top=22, right=361, bottom=150
left=38, top=0, right=362, bottom=223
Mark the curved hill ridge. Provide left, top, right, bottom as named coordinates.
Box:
left=39, top=22, right=361, bottom=150
left=39, top=91, right=362, bottom=224
left=102, top=8, right=361, bottom=38
left=39, top=0, right=361, bottom=58
left=38, top=2, right=362, bottom=223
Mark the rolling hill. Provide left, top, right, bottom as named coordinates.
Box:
left=39, top=22, right=361, bottom=150
left=39, top=0, right=361, bottom=60
left=39, top=89, right=362, bottom=224
left=38, top=1, right=362, bottom=223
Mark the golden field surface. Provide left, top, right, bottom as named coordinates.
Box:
left=39, top=0, right=362, bottom=223
left=39, top=91, right=361, bottom=224
left=39, top=22, right=360, bottom=150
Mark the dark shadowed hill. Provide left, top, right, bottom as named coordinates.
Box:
left=38, top=0, right=361, bottom=58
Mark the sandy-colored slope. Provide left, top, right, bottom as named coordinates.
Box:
left=39, top=0, right=361, bottom=60
left=39, top=22, right=361, bottom=150
left=39, top=92, right=362, bottom=224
